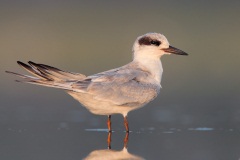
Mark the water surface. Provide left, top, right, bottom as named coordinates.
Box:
left=1, top=122, right=240, bottom=160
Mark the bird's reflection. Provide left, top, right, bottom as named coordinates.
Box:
left=84, top=132, right=144, bottom=160
left=107, top=132, right=129, bottom=149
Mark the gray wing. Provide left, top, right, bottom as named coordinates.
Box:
left=71, top=67, right=159, bottom=106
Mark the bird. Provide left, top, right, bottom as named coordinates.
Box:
left=6, top=32, right=188, bottom=132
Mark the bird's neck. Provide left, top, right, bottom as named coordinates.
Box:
left=133, top=52, right=163, bottom=84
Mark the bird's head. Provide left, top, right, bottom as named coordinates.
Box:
left=132, top=33, right=188, bottom=59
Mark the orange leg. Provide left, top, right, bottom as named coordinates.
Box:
left=107, top=115, right=112, bottom=132
left=107, top=131, right=112, bottom=149
left=124, top=132, right=129, bottom=148
left=124, top=116, right=129, bottom=132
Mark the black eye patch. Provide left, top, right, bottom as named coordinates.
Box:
left=138, top=36, right=161, bottom=46
left=150, top=40, right=160, bottom=46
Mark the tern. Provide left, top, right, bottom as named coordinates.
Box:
left=6, top=33, right=188, bottom=132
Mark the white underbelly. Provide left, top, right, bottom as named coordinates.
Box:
left=67, top=91, right=143, bottom=117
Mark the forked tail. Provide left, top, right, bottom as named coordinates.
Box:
left=6, top=61, right=86, bottom=90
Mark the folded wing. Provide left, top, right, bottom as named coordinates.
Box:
left=72, top=68, right=159, bottom=106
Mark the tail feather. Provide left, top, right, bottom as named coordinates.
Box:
left=28, top=61, right=62, bottom=81
left=5, top=71, right=39, bottom=80
left=28, top=61, right=86, bottom=81
left=6, top=61, right=87, bottom=90
left=17, top=61, right=51, bottom=80
left=15, top=79, right=71, bottom=90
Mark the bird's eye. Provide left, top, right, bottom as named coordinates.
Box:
left=150, top=40, right=161, bottom=46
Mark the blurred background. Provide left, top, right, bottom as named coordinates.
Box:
left=0, top=0, right=240, bottom=159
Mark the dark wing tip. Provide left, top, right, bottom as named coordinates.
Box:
left=5, top=70, right=19, bottom=75
left=5, top=70, right=11, bottom=73
left=17, top=61, right=30, bottom=67
left=28, top=61, right=49, bottom=70
left=17, top=61, right=33, bottom=69
left=17, top=61, right=24, bottom=65
left=28, top=61, right=37, bottom=65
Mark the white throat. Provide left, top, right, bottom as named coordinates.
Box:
left=133, top=50, right=163, bottom=84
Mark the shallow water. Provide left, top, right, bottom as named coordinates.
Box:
left=1, top=0, right=240, bottom=159
left=1, top=122, right=240, bottom=160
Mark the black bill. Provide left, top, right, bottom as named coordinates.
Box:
left=162, top=45, right=188, bottom=56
